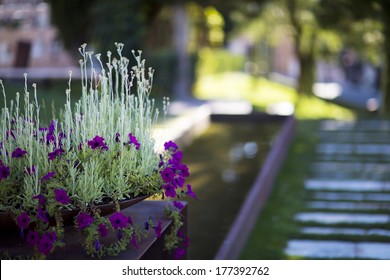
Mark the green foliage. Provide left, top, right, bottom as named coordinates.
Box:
left=164, top=206, right=184, bottom=252
left=146, top=50, right=198, bottom=99
left=196, top=48, right=246, bottom=76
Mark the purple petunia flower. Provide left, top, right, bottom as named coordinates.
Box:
left=54, top=188, right=70, bottom=205
left=98, top=223, right=108, bottom=237
left=154, top=221, right=162, bottom=238
left=48, top=148, right=64, bottom=161
left=164, top=141, right=178, bottom=152
left=128, top=133, right=140, bottom=150
left=45, top=133, right=56, bottom=145
left=41, top=171, right=55, bottom=183
left=49, top=120, right=56, bottom=134
left=186, top=184, right=197, bottom=200
left=163, top=183, right=177, bottom=198
left=109, top=212, right=128, bottom=230
left=48, top=231, right=57, bottom=242
left=174, top=248, right=186, bottom=260
left=172, top=151, right=183, bottom=162
left=177, top=163, right=190, bottom=178
left=175, top=176, right=185, bottom=188
left=88, top=135, right=108, bottom=150
left=26, top=230, right=40, bottom=247
left=33, top=194, right=45, bottom=206
left=76, top=212, right=94, bottom=229
left=12, top=147, right=27, bottom=158
left=173, top=201, right=184, bottom=210
left=144, top=221, right=150, bottom=230
left=16, top=212, right=30, bottom=229
left=160, top=167, right=175, bottom=183
left=38, top=234, right=54, bottom=255
left=37, top=207, right=48, bottom=223
left=115, top=132, right=121, bottom=143
left=0, top=164, right=10, bottom=180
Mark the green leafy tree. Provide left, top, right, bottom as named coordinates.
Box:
left=318, top=0, right=390, bottom=113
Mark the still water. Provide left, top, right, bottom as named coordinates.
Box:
left=182, top=120, right=281, bottom=259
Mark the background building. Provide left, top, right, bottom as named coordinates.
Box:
left=0, top=0, right=75, bottom=68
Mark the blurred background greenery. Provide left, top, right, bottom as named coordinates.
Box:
left=1, top=0, right=389, bottom=116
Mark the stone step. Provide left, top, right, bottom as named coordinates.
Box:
left=285, top=240, right=390, bottom=259
left=301, top=227, right=390, bottom=237
left=307, top=201, right=390, bottom=211
left=315, top=154, right=390, bottom=163
left=320, top=120, right=390, bottom=132
left=317, top=143, right=390, bottom=155
left=317, top=131, right=390, bottom=144
left=305, top=179, right=390, bottom=192
left=311, top=162, right=390, bottom=173
left=310, top=172, right=390, bottom=181
left=295, top=212, right=390, bottom=225
left=312, top=192, right=390, bottom=202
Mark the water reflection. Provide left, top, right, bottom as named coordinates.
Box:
left=182, top=121, right=281, bottom=259
left=223, top=142, right=259, bottom=183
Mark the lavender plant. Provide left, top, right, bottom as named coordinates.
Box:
left=0, top=43, right=195, bottom=259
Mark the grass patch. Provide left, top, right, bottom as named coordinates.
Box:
left=239, top=120, right=319, bottom=259
left=194, top=72, right=355, bottom=120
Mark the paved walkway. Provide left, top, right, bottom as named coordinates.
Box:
left=284, top=119, right=390, bottom=259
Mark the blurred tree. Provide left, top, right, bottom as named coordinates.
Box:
left=48, top=0, right=95, bottom=53
left=285, top=0, right=318, bottom=96
left=317, top=0, right=390, bottom=113
left=49, top=0, right=258, bottom=100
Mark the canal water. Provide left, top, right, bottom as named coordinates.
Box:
left=182, top=120, right=282, bottom=259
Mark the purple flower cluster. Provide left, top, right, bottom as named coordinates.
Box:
left=26, top=230, right=57, bottom=256
left=128, top=133, right=140, bottom=150
left=0, top=160, right=10, bottom=180
left=77, top=212, right=94, bottom=229
left=54, top=188, right=70, bottom=205
left=38, top=120, right=67, bottom=148
left=87, top=135, right=108, bottom=150
left=173, top=230, right=190, bottom=259
left=98, top=223, right=108, bottom=237
left=41, top=171, right=55, bottom=183
left=12, top=147, right=27, bottom=158
left=159, top=141, right=194, bottom=199
left=17, top=212, right=31, bottom=229
left=2, top=116, right=194, bottom=258
left=109, top=212, right=130, bottom=230
left=48, top=148, right=64, bottom=161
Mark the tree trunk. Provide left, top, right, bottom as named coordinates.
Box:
left=172, top=2, right=191, bottom=100
left=296, top=38, right=316, bottom=96
left=286, top=0, right=316, bottom=100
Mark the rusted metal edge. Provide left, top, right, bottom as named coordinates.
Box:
left=214, top=114, right=296, bottom=260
